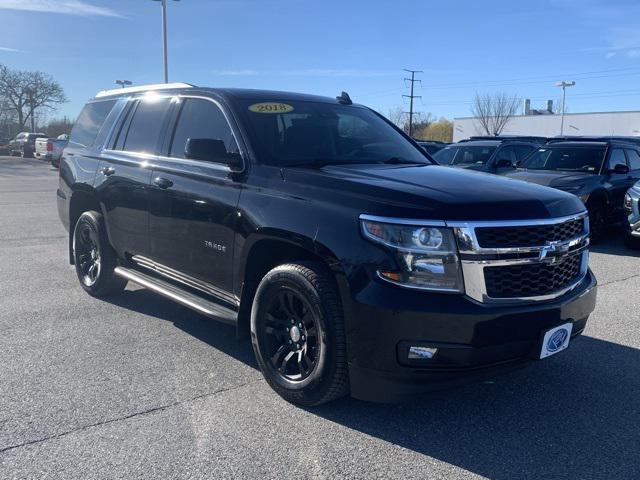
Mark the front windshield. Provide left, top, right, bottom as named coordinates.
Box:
left=238, top=99, right=431, bottom=167
left=522, top=146, right=605, bottom=172
left=433, top=145, right=497, bottom=166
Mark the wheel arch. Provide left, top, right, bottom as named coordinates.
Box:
left=235, top=232, right=352, bottom=339
left=67, top=187, right=102, bottom=264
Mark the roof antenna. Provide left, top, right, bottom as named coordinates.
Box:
left=336, top=91, right=352, bottom=105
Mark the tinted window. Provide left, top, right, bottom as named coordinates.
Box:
left=121, top=97, right=171, bottom=154
left=170, top=98, right=238, bottom=158
left=239, top=100, right=429, bottom=167
left=625, top=149, right=640, bottom=170
left=513, top=145, right=535, bottom=161
left=609, top=148, right=627, bottom=169
left=433, top=145, right=497, bottom=166
left=523, top=146, right=605, bottom=172
left=69, top=100, right=117, bottom=148
left=495, top=146, right=517, bottom=164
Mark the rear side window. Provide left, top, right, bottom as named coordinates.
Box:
left=121, top=97, right=171, bottom=154
left=169, top=98, right=238, bottom=158
left=69, top=100, right=117, bottom=148
left=625, top=149, right=640, bottom=170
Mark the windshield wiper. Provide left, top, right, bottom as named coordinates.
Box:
left=380, top=157, right=427, bottom=165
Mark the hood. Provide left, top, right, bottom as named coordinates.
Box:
left=283, top=164, right=585, bottom=221
left=503, top=169, right=594, bottom=188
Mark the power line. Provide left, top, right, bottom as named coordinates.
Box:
left=402, top=69, right=422, bottom=137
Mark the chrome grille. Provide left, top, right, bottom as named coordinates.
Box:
left=475, top=218, right=584, bottom=248
left=484, top=253, right=582, bottom=298
left=450, top=213, right=590, bottom=304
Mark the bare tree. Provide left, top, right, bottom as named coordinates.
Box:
left=0, top=64, right=67, bottom=131
left=471, top=92, right=520, bottom=136
left=387, top=106, right=406, bottom=130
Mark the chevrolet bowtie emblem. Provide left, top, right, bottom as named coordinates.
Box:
left=538, top=241, right=571, bottom=264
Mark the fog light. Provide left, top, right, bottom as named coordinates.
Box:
left=408, top=346, right=438, bottom=360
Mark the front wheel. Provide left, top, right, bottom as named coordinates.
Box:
left=251, top=263, right=349, bottom=406
left=73, top=211, right=127, bottom=297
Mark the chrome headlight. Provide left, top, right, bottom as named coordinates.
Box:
left=360, top=217, right=464, bottom=293
left=624, top=192, right=633, bottom=212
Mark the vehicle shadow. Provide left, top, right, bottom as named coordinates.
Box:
left=105, top=287, right=258, bottom=369
left=103, top=289, right=640, bottom=479
left=313, top=335, right=640, bottom=479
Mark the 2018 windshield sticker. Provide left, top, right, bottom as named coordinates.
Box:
left=248, top=103, right=294, bottom=113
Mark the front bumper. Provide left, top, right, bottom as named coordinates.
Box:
left=347, top=270, right=597, bottom=402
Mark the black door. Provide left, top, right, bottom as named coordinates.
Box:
left=148, top=97, right=242, bottom=300
left=95, top=96, right=172, bottom=260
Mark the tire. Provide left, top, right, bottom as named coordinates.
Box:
left=251, top=262, right=349, bottom=406
left=72, top=210, right=127, bottom=297
left=587, top=199, right=607, bottom=243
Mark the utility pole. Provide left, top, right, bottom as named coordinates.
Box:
left=403, top=69, right=422, bottom=138
left=555, top=80, right=575, bottom=136
left=152, top=0, right=180, bottom=83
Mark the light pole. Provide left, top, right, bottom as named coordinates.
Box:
left=152, top=0, right=180, bottom=83
left=555, top=80, right=575, bottom=135
left=115, top=80, right=132, bottom=89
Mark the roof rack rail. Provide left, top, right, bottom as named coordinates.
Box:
left=95, top=82, right=195, bottom=98
left=546, top=135, right=640, bottom=145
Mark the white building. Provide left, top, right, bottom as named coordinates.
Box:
left=453, top=110, right=640, bottom=142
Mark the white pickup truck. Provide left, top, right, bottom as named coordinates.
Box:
left=34, top=134, right=69, bottom=167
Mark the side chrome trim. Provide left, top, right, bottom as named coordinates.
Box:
left=114, top=267, right=237, bottom=324
left=131, top=255, right=240, bottom=307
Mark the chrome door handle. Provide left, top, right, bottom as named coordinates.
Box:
left=153, top=177, right=173, bottom=189
left=101, top=166, right=115, bottom=176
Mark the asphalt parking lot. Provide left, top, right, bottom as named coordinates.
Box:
left=0, top=155, right=639, bottom=479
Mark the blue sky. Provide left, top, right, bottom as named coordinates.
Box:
left=1, top=0, right=640, bottom=121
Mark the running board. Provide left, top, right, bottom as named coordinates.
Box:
left=114, top=266, right=238, bottom=325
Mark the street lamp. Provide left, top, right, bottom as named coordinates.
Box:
left=115, top=80, right=132, bottom=88
left=555, top=80, right=575, bottom=135
left=152, top=0, right=180, bottom=83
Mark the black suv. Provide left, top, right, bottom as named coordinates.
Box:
left=57, top=84, right=596, bottom=405
left=503, top=139, right=640, bottom=239
left=433, top=137, right=543, bottom=173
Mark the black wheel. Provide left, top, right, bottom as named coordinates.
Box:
left=72, top=211, right=127, bottom=297
left=251, top=263, right=349, bottom=406
left=587, top=200, right=607, bottom=243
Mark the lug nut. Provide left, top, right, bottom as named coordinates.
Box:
left=301, top=335, right=305, bottom=341
left=286, top=327, right=289, bottom=332
left=288, top=340, right=292, bottom=344
left=296, top=344, right=300, bottom=349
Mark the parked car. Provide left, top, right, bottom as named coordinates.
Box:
left=503, top=139, right=640, bottom=239
left=433, top=138, right=542, bottom=173
left=8, top=132, right=47, bottom=157
left=624, top=181, right=640, bottom=248
left=35, top=134, right=69, bottom=167
left=58, top=83, right=596, bottom=405
left=416, top=140, right=448, bottom=155
left=0, top=137, right=10, bottom=155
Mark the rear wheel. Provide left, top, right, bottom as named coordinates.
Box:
left=73, top=211, right=127, bottom=297
left=251, top=263, right=349, bottom=406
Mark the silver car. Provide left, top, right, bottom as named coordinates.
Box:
left=624, top=181, right=640, bottom=248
